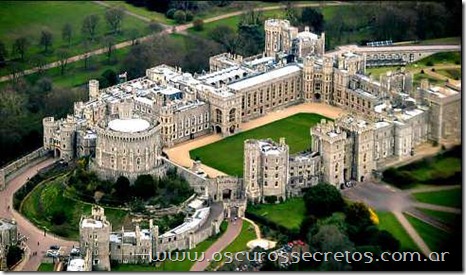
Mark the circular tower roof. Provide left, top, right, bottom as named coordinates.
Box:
left=108, top=118, right=150, bottom=133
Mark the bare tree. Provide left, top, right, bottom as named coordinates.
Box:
left=103, top=36, right=115, bottom=62
left=30, top=55, right=47, bottom=75
left=105, top=6, right=125, bottom=34
left=0, top=41, right=8, bottom=67
left=82, top=14, right=100, bottom=41
left=57, top=49, right=70, bottom=75
left=12, top=37, right=29, bottom=61
left=62, top=23, right=73, bottom=47
left=39, top=29, right=53, bottom=53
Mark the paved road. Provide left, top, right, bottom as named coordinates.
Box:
left=0, top=158, right=78, bottom=271
left=165, top=102, right=346, bottom=177
left=190, top=219, right=243, bottom=271
left=343, top=182, right=461, bottom=256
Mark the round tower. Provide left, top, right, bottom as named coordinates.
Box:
left=89, top=79, right=100, bottom=101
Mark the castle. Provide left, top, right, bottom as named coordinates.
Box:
left=46, top=18, right=461, bottom=269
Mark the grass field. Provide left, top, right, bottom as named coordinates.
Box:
left=20, top=174, right=128, bottom=240
left=223, top=220, right=257, bottom=254
left=37, top=263, right=55, bottom=271
left=377, top=211, right=418, bottom=251
left=0, top=1, right=150, bottom=76
left=405, top=214, right=451, bottom=252
left=190, top=113, right=329, bottom=177
left=246, top=198, right=305, bottom=231
left=412, top=188, right=462, bottom=208
left=436, top=68, right=461, bottom=80
left=188, top=9, right=287, bottom=38
left=417, top=208, right=461, bottom=226
left=112, top=221, right=228, bottom=271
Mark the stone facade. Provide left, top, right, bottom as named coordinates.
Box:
left=244, top=138, right=289, bottom=202
left=0, top=218, right=17, bottom=249
left=79, top=206, right=112, bottom=271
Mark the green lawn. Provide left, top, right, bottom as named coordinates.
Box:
left=377, top=211, right=418, bottom=252
left=405, top=214, right=451, bottom=252
left=0, top=1, right=150, bottom=76
left=20, top=174, right=128, bottom=240
left=190, top=113, right=329, bottom=177
left=246, top=198, right=305, bottom=231
left=188, top=9, right=287, bottom=38
left=436, top=68, right=461, bottom=80
left=412, top=188, right=462, bottom=208
left=416, top=208, right=461, bottom=226
left=223, top=220, right=257, bottom=253
left=106, top=1, right=175, bottom=25
left=112, top=221, right=228, bottom=271
left=415, top=37, right=461, bottom=45
left=37, top=263, right=55, bottom=271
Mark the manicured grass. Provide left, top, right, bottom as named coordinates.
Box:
left=416, top=51, right=461, bottom=67
left=37, top=263, right=55, bottom=271
left=412, top=188, right=462, bottom=208
left=247, top=198, right=305, bottom=231
left=416, top=208, right=461, bottom=226
left=366, top=66, right=402, bottom=79
left=190, top=113, right=329, bottom=177
left=436, top=68, right=461, bottom=80
left=223, top=220, right=257, bottom=254
left=106, top=1, right=175, bottom=25
left=0, top=1, right=149, bottom=76
left=112, top=221, right=228, bottom=271
left=20, top=174, right=128, bottom=240
left=376, top=211, right=418, bottom=252
left=188, top=9, right=287, bottom=38
left=405, top=214, right=451, bottom=252
left=408, top=158, right=461, bottom=183
left=416, top=37, right=461, bottom=45
left=413, top=73, right=443, bottom=88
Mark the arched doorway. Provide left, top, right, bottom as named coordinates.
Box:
left=54, top=148, right=61, bottom=158
left=215, top=126, right=222, bottom=134
left=314, top=93, right=321, bottom=101
left=360, top=176, right=364, bottom=182
left=222, top=189, right=232, bottom=200
left=229, top=125, right=235, bottom=134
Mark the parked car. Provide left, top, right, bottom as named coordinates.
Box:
left=46, top=250, right=59, bottom=257
left=49, top=245, right=60, bottom=250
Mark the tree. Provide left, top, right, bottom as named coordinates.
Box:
left=303, top=183, right=344, bottom=217
left=30, top=54, right=47, bottom=75
left=166, top=8, right=177, bottom=19
left=82, top=14, right=100, bottom=41
left=185, top=10, right=194, bottom=22
left=300, top=8, right=324, bottom=34
left=12, top=37, right=29, bottom=60
left=105, top=6, right=125, bottom=34
left=6, top=245, right=23, bottom=268
left=284, top=1, right=299, bottom=26
left=62, top=23, right=73, bottom=47
left=148, top=21, right=163, bottom=33
left=39, top=29, right=53, bottom=53
left=102, top=36, right=115, bottom=62
left=99, top=69, right=118, bottom=88
left=0, top=41, right=8, bottom=67
left=209, top=25, right=240, bottom=53
left=56, top=49, right=70, bottom=75
left=114, top=176, right=130, bottom=201
left=192, top=19, right=204, bottom=31
left=128, top=28, right=140, bottom=45
left=173, top=10, right=186, bottom=24
left=132, top=174, right=156, bottom=199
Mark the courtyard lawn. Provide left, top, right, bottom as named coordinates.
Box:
left=112, top=221, right=228, bottom=271
left=190, top=113, right=329, bottom=177
left=405, top=214, right=451, bottom=252
left=0, top=1, right=150, bottom=76
left=246, top=198, right=305, bottom=231
left=37, top=263, right=55, bottom=271
left=412, top=188, right=462, bottom=208
left=106, top=1, right=175, bottom=25
left=20, top=174, right=128, bottom=240
left=417, top=208, right=461, bottom=226
left=376, top=211, right=418, bottom=252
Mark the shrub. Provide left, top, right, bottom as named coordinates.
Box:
left=173, top=10, right=186, bottom=24
left=264, top=195, right=277, bottom=204
left=166, top=8, right=176, bottom=19
left=426, top=61, right=434, bottom=66
left=186, top=10, right=194, bottom=22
